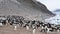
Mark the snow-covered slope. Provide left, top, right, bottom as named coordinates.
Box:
left=34, top=0, right=60, bottom=25
left=34, top=0, right=60, bottom=14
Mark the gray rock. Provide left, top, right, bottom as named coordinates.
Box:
left=0, top=0, right=54, bottom=21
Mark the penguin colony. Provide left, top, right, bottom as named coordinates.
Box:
left=0, top=15, right=60, bottom=34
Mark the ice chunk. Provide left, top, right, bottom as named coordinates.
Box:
left=44, top=15, right=60, bottom=25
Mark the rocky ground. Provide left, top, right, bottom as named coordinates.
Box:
left=0, top=0, right=56, bottom=34
left=0, top=0, right=54, bottom=21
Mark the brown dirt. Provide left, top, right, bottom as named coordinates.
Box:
left=0, top=25, right=60, bottom=34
